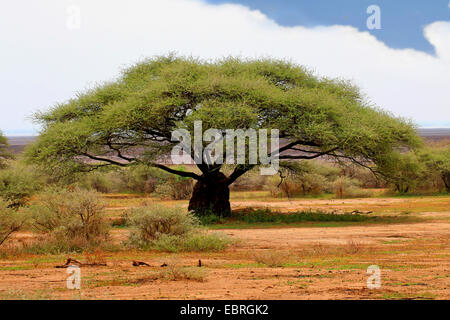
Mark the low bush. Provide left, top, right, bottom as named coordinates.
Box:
left=154, top=176, right=193, bottom=200
left=148, top=233, right=231, bottom=253
left=79, top=170, right=125, bottom=193
left=123, top=165, right=165, bottom=194
left=77, top=165, right=194, bottom=197
left=127, top=204, right=231, bottom=252
left=128, top=204, right=198, bottom=242
left=0, top=163, right=44, bottom=207
left=265, top=161, right=340, bottom=198
left=31, top=187, right=109, bottom=247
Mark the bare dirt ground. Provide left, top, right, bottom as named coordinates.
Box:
left=0, top=196, right=448, bottom=300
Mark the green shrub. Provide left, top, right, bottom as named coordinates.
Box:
left=77, top=165, right=188, bottom=195
left=378, top=151, right=428, bottom=194
left=129, top=204, right=198, bottom=242
left=198, top=214, right=226, bottom=225
left=78, top=170, right=125, bottom=193
left=342, top=164, right=382, bottom=188
left=176, top=233, right=230, bottom=252
left=127, top=204, right=231, bottom=252
left=154, top=176, right=193, bottom=200
left=140, top=232, right=231, bottom=253
left=123, top=165, right=166, bottom=194
left=266, top=161, right=340, bottom=198
left=31, top=187, right=109, bottom=245
left=0, top=163, right=43, bottom=207
left=0, top=131, right=12, bottom=169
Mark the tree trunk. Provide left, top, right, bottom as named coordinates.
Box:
left=188, top=172, right=231, bottom=217
left=443, top=173, right=450, bottom=193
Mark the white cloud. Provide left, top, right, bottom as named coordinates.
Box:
left=1, top=0, right=449, bottom=133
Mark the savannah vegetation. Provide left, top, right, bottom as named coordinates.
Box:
left=0, top=56, right=449, bottom=251
left=0, top=56, right=449, bottom=299
left=25, top=55, right=420, bottom=217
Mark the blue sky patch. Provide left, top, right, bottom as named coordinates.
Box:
left=208, top=0, right=450, bottom=54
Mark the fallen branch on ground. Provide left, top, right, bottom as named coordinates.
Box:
left=132, top=260, right=151, bottom=267
left=55, top=258, right=107, bottom=268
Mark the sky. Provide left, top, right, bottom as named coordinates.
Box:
left=208, top=0, right=450, bottom=53
left=0, top=0, right=449, bottom=135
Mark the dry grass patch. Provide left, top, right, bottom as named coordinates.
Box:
left=252, top=250, right=293, bottom=267
left=156, top=265, right=207, bottom=282
left=343, top=239, right=366, bottom=254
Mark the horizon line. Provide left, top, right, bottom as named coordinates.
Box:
left=4, top=127, right=450, bottom=137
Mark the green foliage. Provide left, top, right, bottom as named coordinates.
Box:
left=229, top=170, right=269, bottom=191
left=30, top=187, right=109, bottom=244
left=342, top=163, right=381, bottom=188
left=378, top=151, right=428, bottom=193
left=179, top=232, right=230, bottom=252
left=123, top=165, right=165, bottom=193
left=242, top=209, right=373, bottom=223
left=0, top=200, right=30, bottom=246
left=127, top=204, right=230, bottom=252
left=78, top=170, right=124, bottom=193
left=0, top=162, right=44, bottom=207
left=225, top=209, right=373, bottom=224
left=268, top=161, right=334, bottom=197
left=76, top=164, right=192, bottom=197
left=154, top=177, right=193, bottom=200
left=265, top=160, right=372, bottom=198
left=128, top=204, right=198, bottom=242
left=0, top=131, right=13, bottom=169
left=420, top=146, right=450, bottom=193
left=148, top=232, right=230, bottom=253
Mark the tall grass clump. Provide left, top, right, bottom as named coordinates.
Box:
left=30, top=187, right=110, bottom=252
left=128, top=204, right=231, bottom=252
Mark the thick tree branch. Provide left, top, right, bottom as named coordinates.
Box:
left=227, top=164, right=255, bottom=185
left=331, top=153, right=383, bottom=178
left=106, top=139, right=136, bottom=162
left=270, top=140, right=321, bottom=158
left=151, top=163, right=203, bottom=181
left=82, top=153, right=131, bottom=167
left=279, top=147, right=339, bottom=160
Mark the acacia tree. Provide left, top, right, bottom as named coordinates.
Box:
left=421, top=147, right=450, bottom=193
left=0, top=131, right=12, bottom=169
left=27, top=56, right=419, bottom=216
left=377, top=151, right=427, bottom=193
